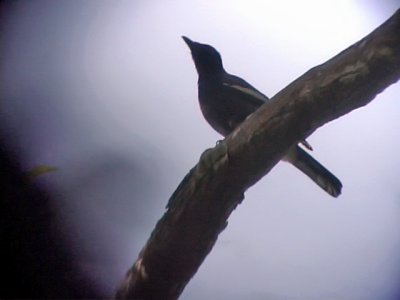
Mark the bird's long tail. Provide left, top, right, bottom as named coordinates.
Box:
left=286, top=146, right=342, bottom=197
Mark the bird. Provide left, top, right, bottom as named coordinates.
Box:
left=182, top=36, right=342, bottom=197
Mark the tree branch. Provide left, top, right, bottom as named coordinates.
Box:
left=115, top=9, right=400, bottom=300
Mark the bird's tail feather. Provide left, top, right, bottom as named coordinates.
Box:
left=288, top=146, right=342, bottom=197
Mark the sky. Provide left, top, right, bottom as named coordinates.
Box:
left=1, top=0, right=400, bottom=299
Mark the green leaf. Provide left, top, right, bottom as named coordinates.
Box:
left=27, top=165, right=58, bottom=179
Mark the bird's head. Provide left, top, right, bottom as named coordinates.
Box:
left=182, top=36, right=224, bottom=77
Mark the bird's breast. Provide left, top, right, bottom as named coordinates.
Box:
left=198, top=92, right=232, bottom=136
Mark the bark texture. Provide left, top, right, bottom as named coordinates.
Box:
left=115, top=9, right=400, bottom=300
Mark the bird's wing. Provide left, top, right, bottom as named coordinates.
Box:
left=222, top=73, right=269, bottom=108
left=223, top=74, right=314, bottom=151
left=301, top=139, right=313, bottom=151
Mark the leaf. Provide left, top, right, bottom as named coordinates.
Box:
left=27, top=165, right=58, bottom=179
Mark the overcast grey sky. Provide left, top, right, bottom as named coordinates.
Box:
left=1, top=1, right=400, bottom=299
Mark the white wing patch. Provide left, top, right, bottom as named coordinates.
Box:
left=222, top=83, right=269, bottom=102
left=301, top=139, right=313, bottom=151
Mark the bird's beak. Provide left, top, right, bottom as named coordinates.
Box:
left=182, top=36, right=195, bottom=51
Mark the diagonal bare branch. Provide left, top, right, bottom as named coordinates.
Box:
left=115, top=9, right=400, bottom=300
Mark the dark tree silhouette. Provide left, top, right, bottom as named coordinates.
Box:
left=0, top=141, right=102, bottom=298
